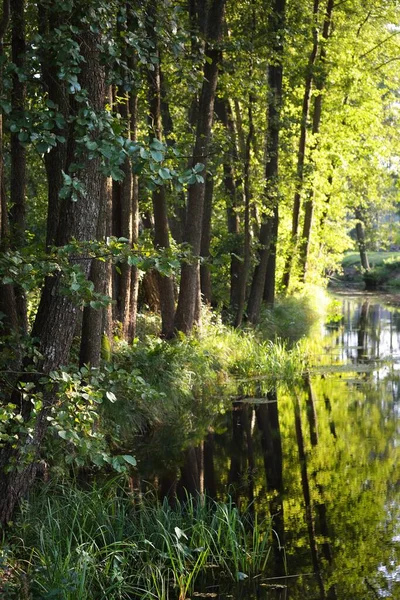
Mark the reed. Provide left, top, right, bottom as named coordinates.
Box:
left=6, top=480, right=273, bottom=599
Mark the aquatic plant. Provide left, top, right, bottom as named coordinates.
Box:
left=6, top=480, right=273, bottom=599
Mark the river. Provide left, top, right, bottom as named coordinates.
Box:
left=141, top=293, right=400, bottom=599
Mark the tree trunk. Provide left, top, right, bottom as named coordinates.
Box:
left=174, top=0, right=226, bottom=334
left=0, top=1, right=16, bottom=335
left=299, top=0, right=334, bottom=281
left=147, top=10, right=176, bottom=338
left=214, top=97, right=243, bottom=317
left=200, top=175, right=214, bottom=304
left=281, top=0, right=320, bottom=291
left=0, top=30, right=105, bottom=527
left=37, top=2, right=69, bottom=248
left=236, top=95, right=254, bottom=326
left=127, top=86, right=140, bottom=342
left=355, top=208, right=370, bottom=271
left=0, top=0, right=9, bottom=242
left=79, top=176, right=110, bottom=368
left=9, top=0, right=27, bottom=333
left=247, top=0, right=286, bottom=321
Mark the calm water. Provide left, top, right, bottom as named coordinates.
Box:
left=142, top=294, right=400, bottom=599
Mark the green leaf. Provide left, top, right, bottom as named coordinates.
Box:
left=37, top=142, right=50, bottom=154
left=150, top=150, right=163, bottom=162
left=122, top=454, right=137, bottom=466
left=193, top=162, right=204, bottom=173
left=159, top=167, right=172, bottom=180
left=58, top=430, right=69, bottom=440
left=18, top=131, right=29, bottom=143
left=150, top=138, right=164, bottom=150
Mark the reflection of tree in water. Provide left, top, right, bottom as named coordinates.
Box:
left=357, top=300, right=370, bottom=362
left=256, top=390, right=285, bottom=576
left=132, top=297, right=400, bottom=599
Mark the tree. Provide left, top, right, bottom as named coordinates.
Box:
left=174, top=0, right=226, bottom=334
left=0, top=15, right=106, bottom=525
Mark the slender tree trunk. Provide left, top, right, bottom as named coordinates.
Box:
left=355, top=207, right=370, bottom=271
left=299, top=0, right=334, bottom=281
left=147, top=10, right=175, bottom=337
left=127, top=87, right=140, bottom=342
left=0, top=0, right=9, bottom=243
left=0, top=1, right=16, bottom=334
left=37, top=2, right=69, bottom=248
left=112, top=106, right=133, bottom=337
left=214, top=97, right=243, bottom=317
left=200, top=175, right=214, bottom=304
left=247, top=0, right=286, bottom=321
left=263, top=0, right=286, bottom=306
left=236, top=95, right=254, bottom=326
left=9, top=0, right=27, bottom=333
left=174, top=0, right=226, bottom=334
left=281, top=0, right=320, bottom=291
left=0, top=30, right=106, bottom=526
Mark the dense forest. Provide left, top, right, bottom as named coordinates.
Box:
left=0, top=0, right=400, bottom=597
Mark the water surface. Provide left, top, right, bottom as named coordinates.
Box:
left=142, top=294, right=400, bottom=599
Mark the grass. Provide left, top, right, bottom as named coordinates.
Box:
left=340, top=252, right=400, bottom=290
left=342, top=251, right=400, bottom=268
left=4, top=480, right=273, bottom=600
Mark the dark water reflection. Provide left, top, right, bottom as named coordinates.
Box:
left=142, top=294, right=400, bottom=599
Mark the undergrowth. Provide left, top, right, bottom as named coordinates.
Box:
left=4, top=480, right=273, bottom=600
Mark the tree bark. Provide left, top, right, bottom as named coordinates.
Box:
left=147, top=8, right=176, bottom=338
left=281, top=0, right=320, bottom=291
left=0, top=1, right=17, bottom=335
left=37, top=1, right=69, bottom=248
left=200, top=175, right=214, bottom=304
left=127, top=85, right=140, bottom=342
left=79, top=177, right=110, bottom=368
left=174, top=0, right=226, bottom=334
left=247, top=0, right=286, bottom=321
left=9, top=0, right=27, bottom=333
left=214, top=97, right=243, bottom=318
left=355, top=207, right=370, bottom=271
left=236, top=95, right=253, bottom=326
left=0, top=0, right=9, bottom=242
left=299, top=0, right=334, bottom=281
left=0, top=30, right=106, bottom=527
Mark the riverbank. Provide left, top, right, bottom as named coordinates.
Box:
left=330, top=251, right=400, bottom=292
